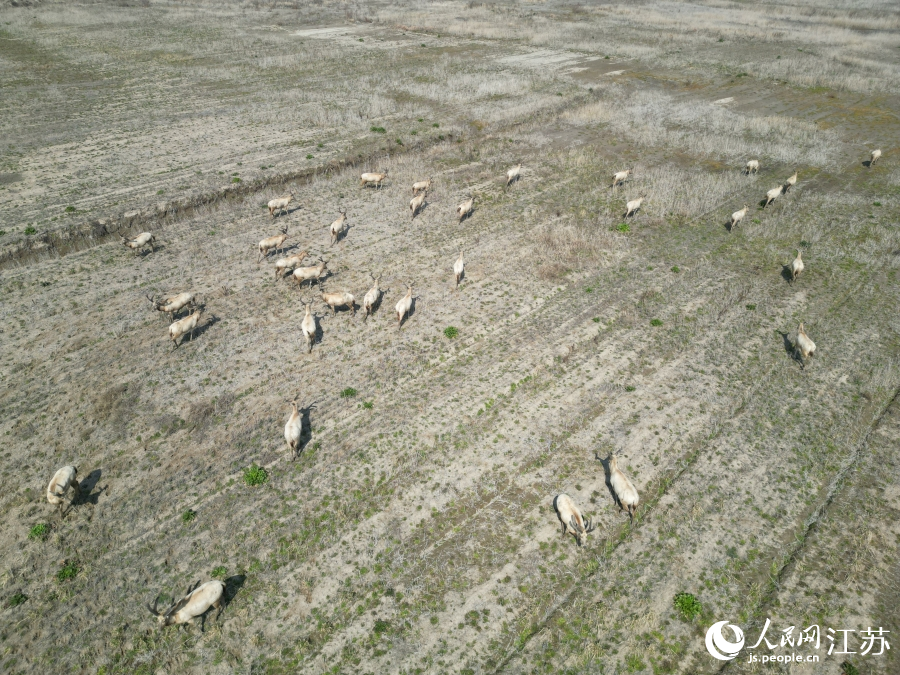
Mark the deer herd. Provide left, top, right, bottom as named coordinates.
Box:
left=40, top=147, right=884, bottom=630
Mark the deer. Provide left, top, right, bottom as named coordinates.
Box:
left=870, top=149, right=882, bottom=166
left=625, top=194, right=645, bottom=218
left=790, top=249, right=804, bottom=281
left=268, top=193, right=294, bottom=218
left=285, top=401, right=303, bottom=459
left=121, top=232, right=155, bottom=255
left=553, top=494, right=596, bottom=546
left=292, top=259, right=328, bottom=289
left=412, top=177, right=432, bottom=195
left=796, top=322, right=816, bottom=365
left=612, top=167, right=633, bottom=188
left=321, top=287, right=356, bottom=317
left=396, top=283, right=413, bottom=329
left=360, top=170, right=388, bottom=188
left=47, top=466, right=81, bottom=517
left=258, top=224, right=289, bottom=263
left=456, top=195, right=475, bottom=222
left=147, top=580, right=226, bottom=631
left=363, top=273, right=382, bottom=322
left=745, top=160, right=759, bottom=175
left=410, top=190, right=426, bottom=219
left=274, top=251, right=308, bottom=280
left=453, top=251, right=464, bottom=288
left=730, top=205, right=749, bottom=229
left=764, top=185, right=783, bottom=208
left=783, top=171, right=798, bottom=193
left=329, top=210, right=347, bottom=246
left=300, top=298, right=317, bottom=353
left=608, top=454, right=639, bottom=523
left=169, top=308, right=204, bottom=348
left=506, top=164, right=522, bottom=187
left=147, top=292, right=195, bottom=322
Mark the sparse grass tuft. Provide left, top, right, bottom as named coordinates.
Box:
left=29, top=523, right=51, bottom=541
left=7, top=592, right=27, bottom=608
left=671, top=266, right=681, bottom=273
left=211, top=566, right=227, bottom=579
left=57, top=560, right=80, bottom=583
left=841, top=662, right=859, bottom=675
left=673, top=592, right=702, bottom=621
left=24, top=227, right=37, bottom=235
left=616, top=223, right=630, bottom=233
left=65, top=206, right=75, bottom=213
left=340, top=387, right=358, bottom=398
left=231, top=177, right=241, bottom=183
left=444, top=326, right=459, bottom=339
left=243, top=464, right=268, bottom=487
left=650, top=319, right=663, bottom=326
left=181, top=509, right=196, bottom=524
left=362, top=401, right=374, bottom=409
left=371, top=126, right=386, bottom=134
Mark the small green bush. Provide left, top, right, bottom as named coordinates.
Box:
left=306, top=154, right=314, bottom=159
left=373, top=619, right=390, bottom=635
left=181, top=509, right=196, bottom=524
left=24, top=226, right=37, bottom=235
left=624, top=385, right=636, bottom=392
left=671, top=265, right=681, bottom=273
left=650, top=319, right=663, bottom=327
left=616, top=222, right=630, bottom=233
left=57, top=560, right=80, bottom=583
left=673, top=592, right=702, bottom=621
left=444, top=326, right=459, bottom=339
left=65, top=205, right=76, bottom=213
left=340, top=387, right=358, bottom=398
left=395, top=138, right=403, bottom=145
left=29, top=523, right=50, bottom=541
left=370, top=126, right=386, bottom=134
left=362, top=401, right=374, bottom=410
left=243, top=464, right=268, bottom=487
left=873, top=201, right=881, bottom=207
left=317, top=143, right=323, bottom=148
left=592, top=317, right=601, bottom=323
left=432, top=123, right=439, bottom=128
left=0, top=230, right=6, bottom=236
left=841, top=661, right=859, bottom=675
left=7, top=592, right=27, bottom=608
left=211, top=566, right=227, bottom=579
left=231, top=177, right=241, bottom=183
left=746, top=304, right=756, bottom=310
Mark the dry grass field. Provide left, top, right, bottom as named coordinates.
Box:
left=1, top=1, right=899, bottom=674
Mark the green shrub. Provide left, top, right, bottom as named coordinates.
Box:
left=306, top=154, right=314, bottom=159
left=395, top=138, right=403, bottom=145
left=340, top=387, right=357, bottom=398
left=7, top=592, right=27, bottom=608
left=24, top=226, right=37, bottom=235
left=181, top=509, right=196, bottom=524
left=373, top=619, right=390, bottom=635
left=211, top=566, right=227, bottom=579
left=57, top=560, right=80, bottom=582
left=370, top=126, right=386, bottom=134
left=243, top=464, right=268, bottom=487
left=28, top=523, right=50, bottom=541
left=650, top=319, right=663, bottom=327
left=362, top=401, right=374, bottom=409
left=671, top=265, right=681, bottom=273
left=444, top=326, right=459, bottom=339
left=65, top=205, right=76, bottom=212
left=231, top=176, right=241, bottom=183
left=432, top=123, right=439, bottom=128
left=616, top=222, right=630, bottom=233
left=746, top=304, right=756, bottom=310
left=673, top=592, right=702, bottom=621
left=841, top=661, right=859, bottom=675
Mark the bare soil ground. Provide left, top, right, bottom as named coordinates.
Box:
left=2, top=2, right=899, bottom=675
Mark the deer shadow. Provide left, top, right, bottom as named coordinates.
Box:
left=777, top=330, right=804, bottom=366
left=398, top=296, right=417, bottom=329
left=76, top=469, right=107, bottom=506
left=862, top=160, right=873, bottom=168
left=189, top=315, right=220, bottom=342
left=224, top=574, right=247, bottom=608
left=332, top=224, right=353, bottom=246
left=594, top=453, right=621, bottom=510
left=296, top=401, right=318, bottom=455
left=780, top=265, right=795, bottom=283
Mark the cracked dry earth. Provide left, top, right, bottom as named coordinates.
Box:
left=1, top=3, right=900, bottom=675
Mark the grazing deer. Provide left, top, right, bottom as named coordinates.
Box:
left=147, top=292, right=195, bottom=322
left=169, top=308, right=203, bottom=348
left=506, top=164, right=522, bottom=187
left=268, top=193, right=294, bottom=218
left=456, top=196, right=475, bottom=222
left=412, top=177, right=432, bottom=195
left=285, top=401, right=303, bottom=459
left=122, top=232, right=155, bottom=255
left=147, top=580, right=226, bottom=630
left=554, top=494, right=596, bottom=546
left=47, top=466, right=80, bottom=517
left=608, top=454, right=639, bottom=523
